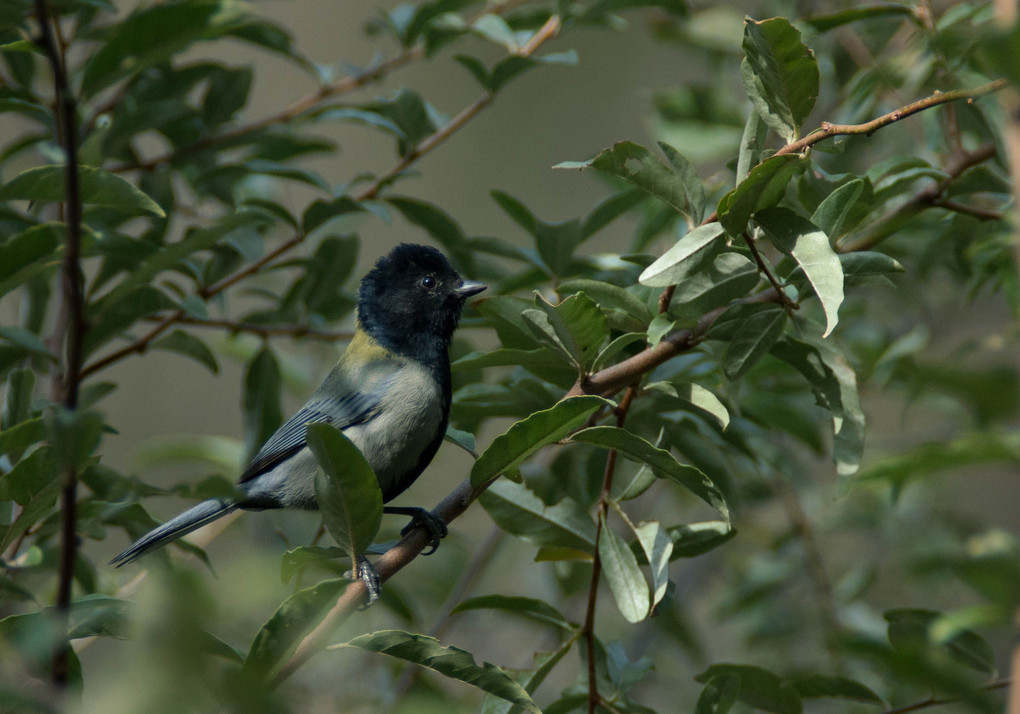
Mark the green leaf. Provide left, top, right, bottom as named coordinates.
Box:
left=244, top=578, right=348, bottom=678
left=202, top=66, right=253, bottom=125
left=885, top=608, right=995, bottom=674
left=770, top=337, right=865, bottom=477
left=301, top=196, right=364, bottom=234
left=760, top=211, right=843, bottom=335
left=308, top=423, right=384, bottom=559
left=723, top=304, right=787, bottom=379
left=789, top=674, right=883, bottom=705
left=280, top=545, right=348, bottom=583
left=471, top=14, right=519, bottom=51
left=695, top=664, right=803, bottom=714
left=521, top=293, right=608, bottom=372
left=0, top=166, right=164, bottom=216
left=645, top=381, right=730, bottom=430
left=554, top=140, right=702, bottom=224
left=0, top=418, right=45, bottom=461
left=741, top=17, right=819, bottom=143
left=570, top=426, right=728, bottom=522
left=804, top=4, right=914, bottom=33
left=810, top=178, right=866, bottom=241
left=717, top=154, right=806, bottom=236
left=638, top=222, right=725, bottom=287
left=697, top=674, right=740, bottom=714
left=558, top=279, right=653, bottom=324
left=470, top=395, right=612, bottom=488
left=479, top=479, right=596, bottom=553
left=242, top=347, right=283, bottom=465
left=453, top=595, right=576, bottom=632
left=632, top=519, right=672, bottom=608
left=598, top=511, right=650, bottom=623
left=665, top=521, right=736, bottom=559
left=737, top=110, right=768, bottom=183
left=341, top=630, right=540, bottom=712
left=658, top=141, right=705, bottom=224
left=670, top=252, right=760, bottom=318
left=0, top=225, right=60, bottom=297
left=83, top=284, right=176, bottom=357
left=81, top=2, right=230, bottom=96
left=151, top=330, right=219, bottom=374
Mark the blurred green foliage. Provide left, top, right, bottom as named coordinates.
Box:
left=1, top=0, right=1018, bottom=712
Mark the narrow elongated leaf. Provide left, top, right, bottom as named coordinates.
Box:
left=554, top=141, right=701, bottom=223
left=280, top=546, right=348, bottom=583
left=789, top=675, right=883, bottom=705
left=151, top=330, right=218, bottom=373
left=83, top=285, right=177, bottom=357
left=479, top=479, right=596, bottom=553
left=521, top=293, right=608, bottom=372
left=670, top=252, right=760, bottom=317
left=633, top=520, right=672, bottom=609
left=810, top=178, right=865, bottom=240
left=341, top=630, right=540, bottom=712
left=307, top=423, right=383, bottom=558
left=242, top=347, right=282, bottom=465
left=0, top=225, right=59, bottom=288
left=471, top=396, right=611, bottom=487
left=741, top=17, right=819, bottom=142
left=697, top=674, right=740, bottom=714
left=0, top=418, right=44, bottom=460
left=724, top=304, right=787, bottom=379
left=757, top=208, right=843, bottom=337
left=885, top=608, right=995, bottom=674
left=666, top=521, right=736, bottom=559
left=558, top=279, right=653, bottom=324
left=598, top=511, right=650, bottom=623
left=696, top=664, right=803, bottom=714
left=453, top=595, right=575, bottom=631
left=481, top=637, right=576, bottom=714
left=244, top=578, right=348, bottom=678
left=570, top=426, right=728, bottom=522
left=737, top=110, right=768, bottom=183
left=804, top=4, right=914, bottom=33
left=639, top=222, right=725, bottom=287
left=646, top=381, right=730, bottom=430
left=717, top=154, right=806, bottom=236
left=0, top=165, right=164, bottom=216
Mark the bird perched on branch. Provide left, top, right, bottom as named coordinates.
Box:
left=112, top=243, right=486, bottom=598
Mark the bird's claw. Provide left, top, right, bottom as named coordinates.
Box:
left=390, top=506, right=447, bottom=555
left=344, top=554, right=381, bottom=607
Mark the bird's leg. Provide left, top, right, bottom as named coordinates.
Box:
left=345, top=554, right=381, bottom=606
left=384, top=506, right=448, bottom=555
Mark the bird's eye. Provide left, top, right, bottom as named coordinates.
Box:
left=421, top=275, right=437, bottom=289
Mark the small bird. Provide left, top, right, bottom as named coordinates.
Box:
left=111, top=243, right=486, bottom=592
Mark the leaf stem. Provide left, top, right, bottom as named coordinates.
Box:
left=880, top=676, right=1011, bottom=714
left=741, top=230, right=798, bottom=313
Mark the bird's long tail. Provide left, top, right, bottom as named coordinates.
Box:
left=110, top=499, right=239, bottom=566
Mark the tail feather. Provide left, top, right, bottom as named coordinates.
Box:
left=111, top=499, right=238, bottom=566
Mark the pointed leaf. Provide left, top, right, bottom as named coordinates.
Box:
left=480, top=479, right=596, bottom=552
left=789, top=675, right=883, bottom=705
left=757, top=208, right=844, bottom=336
left=151, top=330, right=219, bottom=374
left=308, top=423, right=383, bottom=558
left=696, top=664, right=803, bottom=714
left=632, top=520, right=673, bottom=608
left=244, top=578, right=348, bottom=678
left=741, top=17, right=819, bottom=142
left=599, top=511, right=650, bottom=623
left=723, top=304, right=787, bottom=379
left=452, top=595, right=575, bottom=632
left=638, top=222, right=725, bottom=287
left=570, top=426, right=728, bottom=522
left=717, top=154, right=806, bottom=236
left=558, top=279, right=653, bottom=324
left=0, top=165, right=164, bottom=216
left=471, top=396, right=612, bottom=488
left=341, top=630, right=540, bottom=712
left=555, top=140, right=701, bottom=223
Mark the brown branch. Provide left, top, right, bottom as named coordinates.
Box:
left=880, top=677, right=1011, bottom=714
left=584, top=385, right=637, bottom=714
left=742, top=231, right=798, bottom=313
left=776, top=80, right=1007, bottom=157
left=34, top=0, right=85, bottom=688
left=839, top=142, right=999, bottom=253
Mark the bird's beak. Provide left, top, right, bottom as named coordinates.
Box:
left=455, top=280, right=487, bottom=299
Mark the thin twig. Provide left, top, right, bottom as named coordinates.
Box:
left=584, top=385, right=637, bottom=714
left=109, top=0, right=535, bottom=174
left=741, top=231, right=798, bottom=313
left=880, top=677, right=1011, bottom=714
left=777, top=80, right=1006, bottom=157
left=33, top=0, right=85, bottom=688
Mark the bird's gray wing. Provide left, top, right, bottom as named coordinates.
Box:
left=238, top=391, right=379, bottom=484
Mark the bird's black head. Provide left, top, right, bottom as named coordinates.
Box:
left=358, top=243, right=485, bottom=360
